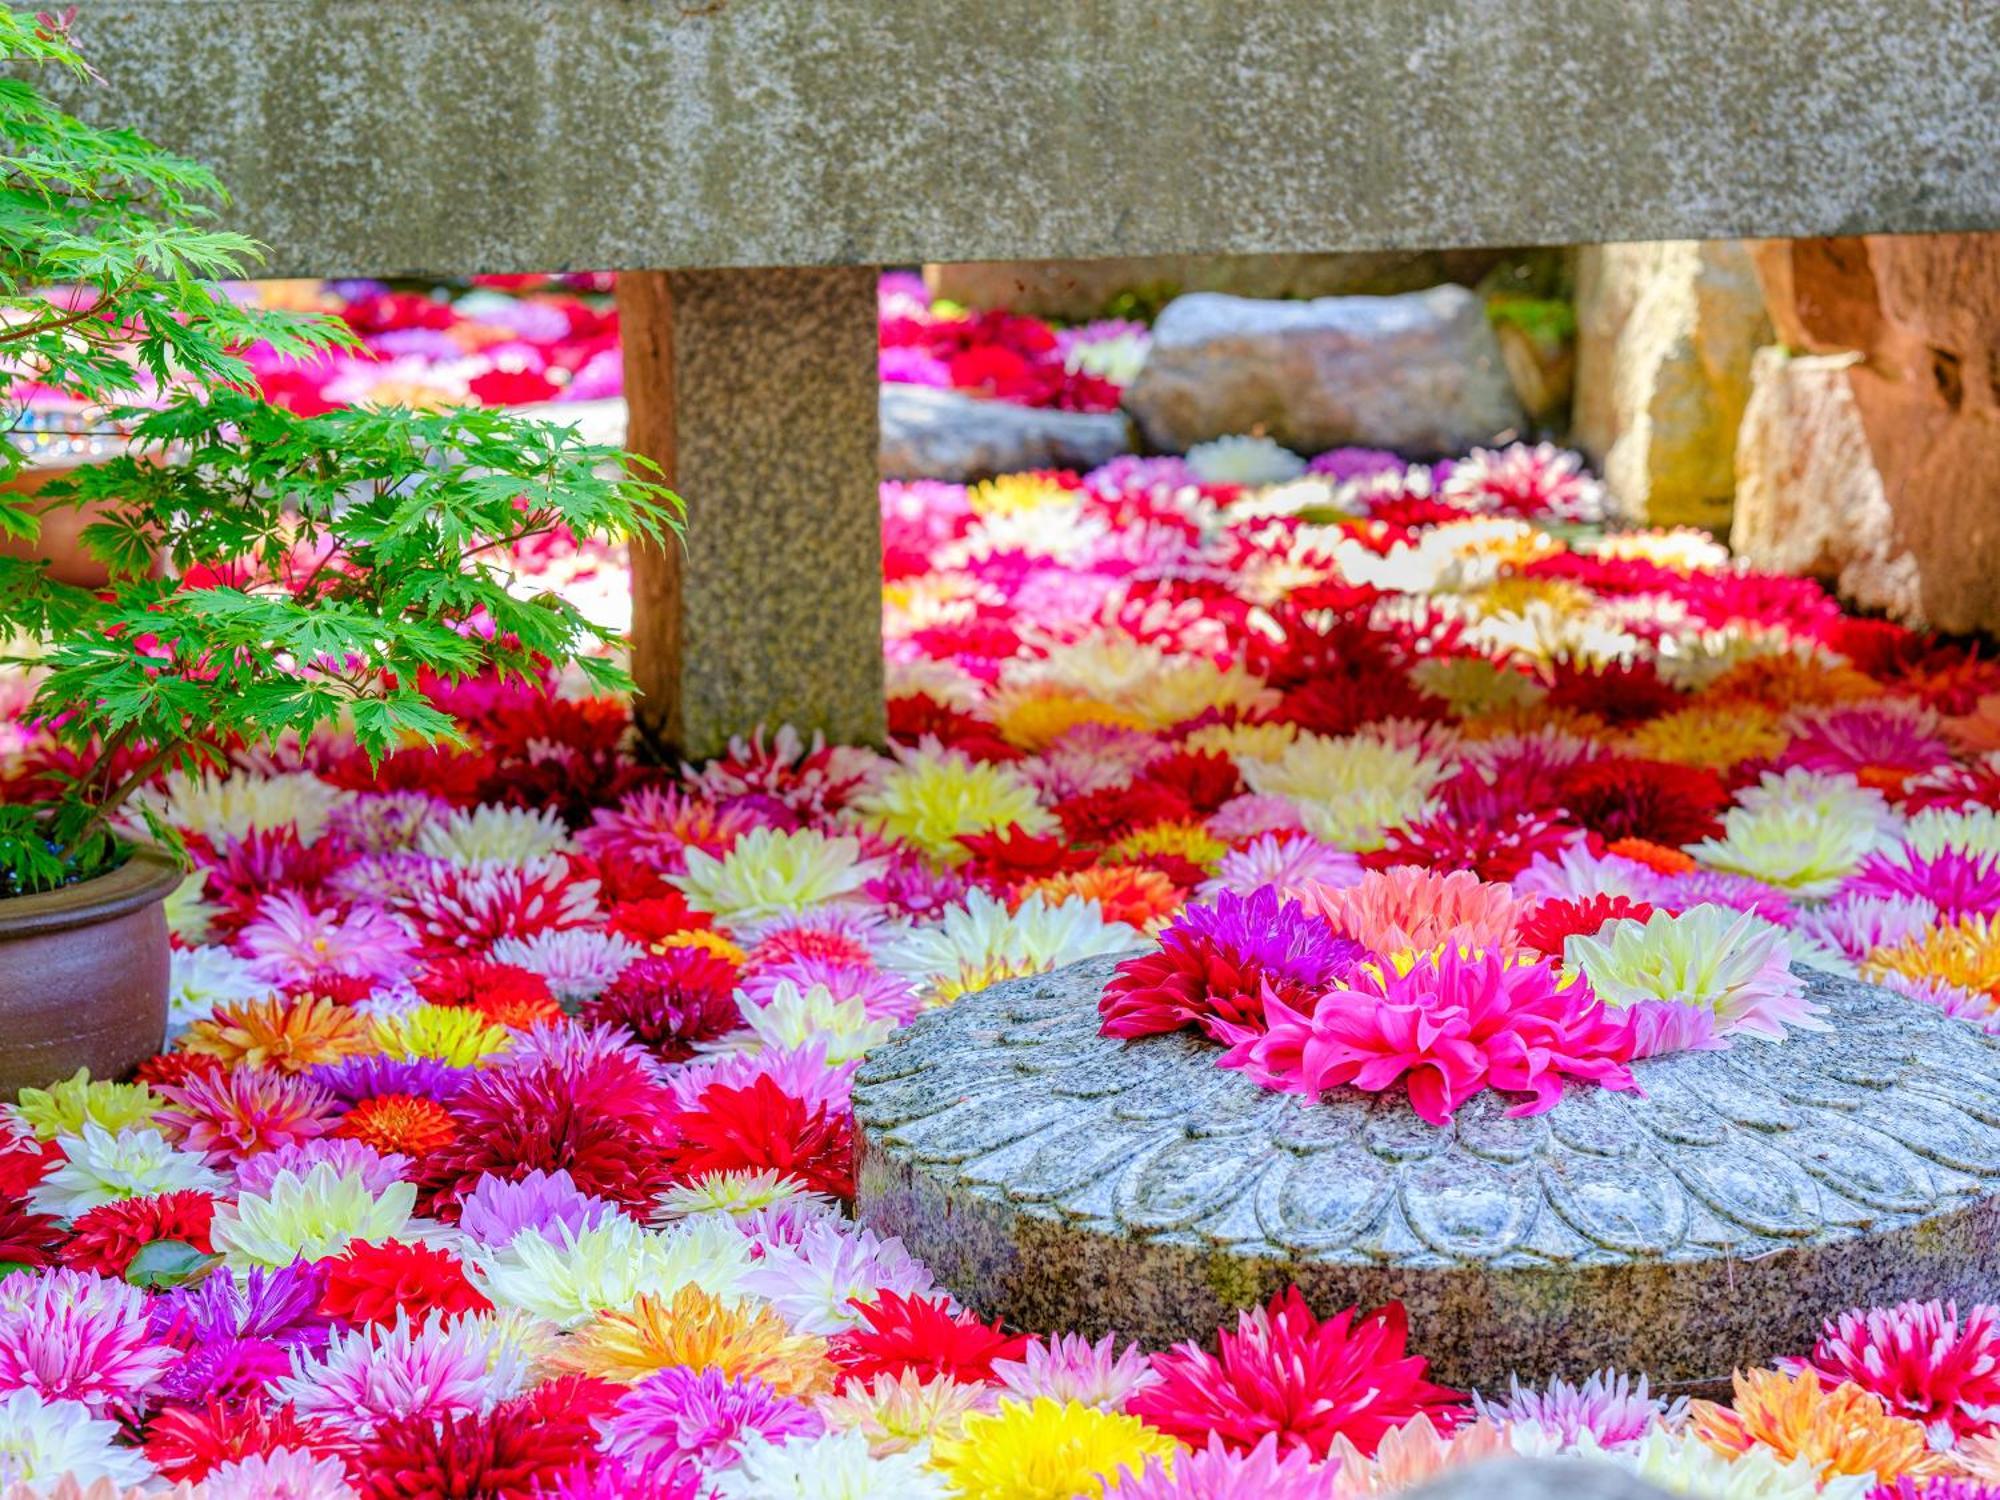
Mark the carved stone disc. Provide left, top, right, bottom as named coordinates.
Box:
left=853, top=957, right=2000, bottom=1389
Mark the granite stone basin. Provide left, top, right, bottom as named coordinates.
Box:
left=853, top=956, right=2000, bottom=1390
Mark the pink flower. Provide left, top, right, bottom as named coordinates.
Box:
left=154, top=1067, right=338, bottom=1165
left=1222, top=950, right=1640, bottom=1125
left=1126, top=1290, right=1463, bottom=1459
left=391, top=855, right=600, bottom=950
left=237, top=892, right=417, bottom=987
left=990, top=1333, right=1160, bottom=1411
left=601, top=1368, right=824, bottom=1471
left=1793, top=1299, right=2000, bottom=1444
left=0, top=1268, right=175, bottom=1417
left=576, top=786, right=768, bottom=874
left=1112, top=1433, right=1336, bottom=1500
left=1302, top=868, right=1532, bottom=957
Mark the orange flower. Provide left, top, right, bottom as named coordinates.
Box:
left=1604, top=837, right=1698, bottom=876
left=1017, top=865, right=1183, bottom=931
left=556, top=1285, right=833, bottom=1395
left=335, top=1094, right=459, bottom=1157
left=467, top=989, right=564, bottom=1030
left=1689, top=1367, right=1946, bottom=1481
left=179, top=993, right=372, bottom=1074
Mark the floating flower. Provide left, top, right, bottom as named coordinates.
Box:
left=27, top=1127, right=224, bottom=1219
left=1240, top=733, right=1449, bottom=850
left=1128, top=1291, right=1461, bottom=1458
left=60, top=1192, right=215, bottom=1278
left=370, top=1005, right=513, bottom=1068
left=1586, top=1427, right=1870, bottom=1500
left=1303, top=867, right=1531, bottom=957
left=318, top=1239, right=490, bottom=1327
left=558, top=1284, right=832, bottom=1396
left=601, top=1366, right=824, bottom=1473
left=737, top=1221, right=936, bottom=1336
left=274, top=1310, right=524, bottom=1437
left=1473, top=1368, right=1685, bottom=1448
left=416, top=803, right=570, bottom=863
left=0, top=1388, right=159, bottom=1492
left=1689, top=1367, right=1943, bottom=1481
left=178, top=993, right=373, bottom=1075
left=152, top=1067, right=337, bottom=1165
left=672, top=828, right=884, bottom=921
left=198, top=1448, right=355, bottom=1500
left=466, top=1215, right=748, bottom=1329
left=1794, top=1299, right=2000, bottom=1445
left=928, top=1395, right=1180, bottom=1500
left=0, top=1269, right=175, bottom=1417
left=209, top=1165, right=426, bottom=1268
left=710, top=1429, right=947, bottom=1500
left=878, top=890, right=1141, bottom=1008
left=238, top=893, right=418, bottom=988
left=456, top=1168, right=617, bottom=1251
left=1566, top=904, right=1819, bottom=1043
left=991, top=1333, right=1159, bottom=1412
left=11, top=1075, right=162, bottom=1144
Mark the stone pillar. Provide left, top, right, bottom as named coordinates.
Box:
left=1733, top=233, right=2000, bottom=634
left=618, top=267, right=886, bottom=760
left=1572, top=241, right=1769, bottom=529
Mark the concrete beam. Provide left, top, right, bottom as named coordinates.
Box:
left=52, top=1, right=2000, bottom=278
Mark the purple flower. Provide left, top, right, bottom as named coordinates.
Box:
left=1171, top=886, right=1365, bottom=991
left=457, top=1168, right=619, bottom=1250
left=602, top=1367, right=824, bottom=1471
left=309, top=1054, right=469, bottom=1106
left=152, top=1262, right=332, bottom=1353
left=1646, top=869, right=1797, bottom=927
left=234, top=1137, right=411, bottom=1197
left=1306, top=446, right=1408, bottom=484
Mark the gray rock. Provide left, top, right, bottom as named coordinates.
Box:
left=1407, top=1459, right=1683, bottom=1500
left=879, top=385, right=1132, bottom=482
left=854, top=956, right=2000, bottom=1391
left=1123, top=288, right=1527, bottom=457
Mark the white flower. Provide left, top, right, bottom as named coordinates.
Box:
left=201, top=1447, right=358, bottom=1500
left=1240, top=731, right=1449, bottom=850
left=1904, top=805, right=2000, bottom=860
left=487, top=929, right=642, bottom=1004
left=162, top=871, right=222, bottom=946
left=711, top=1430, right=949, bottom=1500
left=1566, top=904, right=1822, bottom=1041
left=1185, top=434, right=1306, bottom=487
left=1579, top=1429, right=1871, bottom=1500
left=0, top=1388, right=156, bottom=1491
left=1691, top=802, right=1882, bottom=898
left=134, top=769, right=338, bottom=846
left=417, top=804, right=571, bottom=864
left=1732, top=768, right=1903, bottom=839
left=209, top=1165, right=430, bottom=1268
left=272, top=1311, right=525, bottom=1437
left=652, top=1169, right=837, bottom=1225
left=877, top=890, right=1142, bottom=1007
left=166, top=945, right=271, bottom=1034
left=27, top=1126, right=224, bottom=1219
left=465, top=1215, right=751, bottom=1329
left=740, top=1220, right=940, bottom=1336
left=719, top=983, right=893, bottom=1064
left=671, top=828, right=885, bottom=922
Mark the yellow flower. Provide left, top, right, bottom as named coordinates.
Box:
left=1180, top=720, right=1298, bottom=764
left=818, top=1371, right=994, bottom=1456
left=990, top=689, right=1148, bottom=752
left=1625, top=704, right=1790, bottom=770
left=1410, top=656, right=1549, bottom=718
left=850, top=746, right=1056, bottom=863
left=1104, top=820, right=1227, bottom=874
left=558, top=1285, right=833, bottom=1396
left=1864, top=916, right=2000, bottom=1000
left=659, top=928, right=749, bottom=966
left=968, top=473, right=1079, bottom=515
left=928, top=1397, right=1180, bottom=1499
left=12, top=1070, right=162, bottom=1141
left=1689, top=1367, right=1944, bottom=1481
left=371, top=1004, right=513, bottom=1067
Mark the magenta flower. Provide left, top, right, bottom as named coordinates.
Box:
left=602, top=1367, right=824, bottom=1471
left=1849, top=846, right=2000, bottom=921
left=991, top=1332, right=1160, bottom=1411
left=1112, top=1433, right=1337, bottom=1500
left=1793, top=1298, right=2000, bottom=1444
left=237, top=891, right=418, bottom=986
left=0, top=1268, right=175, bottom=1417
left=1222, top=950, right=1641, bottom=1126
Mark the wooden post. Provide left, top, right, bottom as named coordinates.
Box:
left=617, top=267, right=886, bottom=761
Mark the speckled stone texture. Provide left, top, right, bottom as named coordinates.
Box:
left=880, top=386, right=1132, bottom=482
left=854, top=957, right=2000, bottom=1391
left=49, top=2, right=2000, bottom=277
left=624, top=268, right=884, bottom=759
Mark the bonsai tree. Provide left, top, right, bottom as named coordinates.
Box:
left=0, top=8, right=679, bottom=895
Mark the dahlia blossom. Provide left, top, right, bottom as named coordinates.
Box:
left=208, top=1165, right=427, bottom=1268
left=1581, top=1428, right=1871, bottom=1500
left=1128, top=1291, right=1461, bottom=1458
left=1226, top=950, right=1640, bottom=1125
left=928, top=1396, right=1179, bottom=1500
left=237, top=893, right=418, bottom=987
left=815, top=1370, right=996, bottom=1458
left=600, top=1366, right=824, bottom=1472
left=455, top=1168, right=617, bottom=1250
left=728, top=1218, right=926, bottom=1334
left=991, top=1332, right=1160, bottom=1412
left=1198, top=834, right=1363, bottom=900
left=1304, top=867, right=1532, bottom=957
left=274, top=1310, right=525, bottom=1437
left=1112, top=1433, right=1336, bottom=1500
left=165, top=947, right=270, bottom=1035
left=734, top=982, right=895, bottom=1063
left=232, top=1138, right=410, bottom=1197
left=1849, top=845, right=2000, bottom=921
left=151, top=1067, right=337, bottom=1165
left=415, top=803, right=570, bottom=863
left=876, top=889, right=1143, bottom=1007
left=671, top=828, right=884, bottom=921
left=0, top=1270, right=174, bottom=1417
left=1792, top=1298, right=2000, bottom=1445
left=1473, top=1368, right=1686, bottom=1447
left=652, top=1167, right=837, bottom=1225
left=198, top=1448, right=355, bottom=1500
left=486, top=928, right=644, bottom=1005
left=848, top=744, right=1057, bottom=862
left=1688, top=1367, right=1943, bottom=1482
left=12, top=1075, right=162, bottom=1143
left=1565, top=904, right=1820, bottom=1044
left=709, top=1429, right=947, bottom=1500
left=0, top=1388, right=157, bottom=1492
left=464, top=1214, right=750, bottom=1329
left=27, top=1127, right=224, bottom=1219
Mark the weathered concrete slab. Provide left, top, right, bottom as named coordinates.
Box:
left=52, top=1, right=2000, bottom=278
left=854, top=955, right=2000, bottom=1391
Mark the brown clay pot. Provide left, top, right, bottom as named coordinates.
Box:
left=0, top=459, right=163, bottom=587
left=0, top=846, right=180, bottom=1097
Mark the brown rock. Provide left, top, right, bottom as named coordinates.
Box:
left=1572, top=241, right=1769, bottom=529
left=1734, top=233, right=2000, bottom=634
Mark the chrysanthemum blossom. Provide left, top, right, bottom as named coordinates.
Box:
left=1127, top=1290, right=1462, bottom=1458
left=12, top=1073, right=163, bottom=1143
left=1440, top=442, right=1606, bottom=522
left=1225, top=950, right=1640, bottom=1125
left=1565, top=904, right=1820, bottom=1044
left=1691, top=803, right=1883, bottom=898
left=671, top=828, right=885, bottom=921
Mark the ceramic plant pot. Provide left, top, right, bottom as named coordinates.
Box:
left=0, top=459, right=160, bottom=588
left=0, top=846, right=181, bottom=1098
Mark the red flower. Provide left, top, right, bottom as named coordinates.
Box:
left=828, top=1292, right=1031, bottom=1388
left=1373, top=810, right=1576, bottom=883
left=413, top=957, right=556, bottom=1015
left=1137, top=751, right=1245, bottom=814
left=1801, top=1299, right=2000, bottom=1442
left=1544, top=659, right=1684, bottom=725
left=606, top=893, right=714, bottom=947
left=1514, top=895, right=1657, bottom=956
left=1128, top=1291, right=1464, bottom=1458
left=0, top=1198, right=64, bottom=1267
left=338, top=1094, right=461, bottom=1158
left=581, top=949, right=740, bottom=1062
left=1054, top=784, right=1193, bottom=847
left=321, top=1240, right=492, bottom=1327
left=63, top=1191, right=217, bottom=1276
left=0, top=1137, right=59, bottom=1200
left=132, top=1052, right=227, bottom=1093
left=664, top=1077, right=854, bottom=1201
left=957, top=826, right=1094, bottom=885
left=1555, top=756, right=1729, bottom=847
left=357, top=1389, right=598, bottom=1500
left=468, top=367, right=560, bottom=407
left=146, top=1397, right=348, bottom=1481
